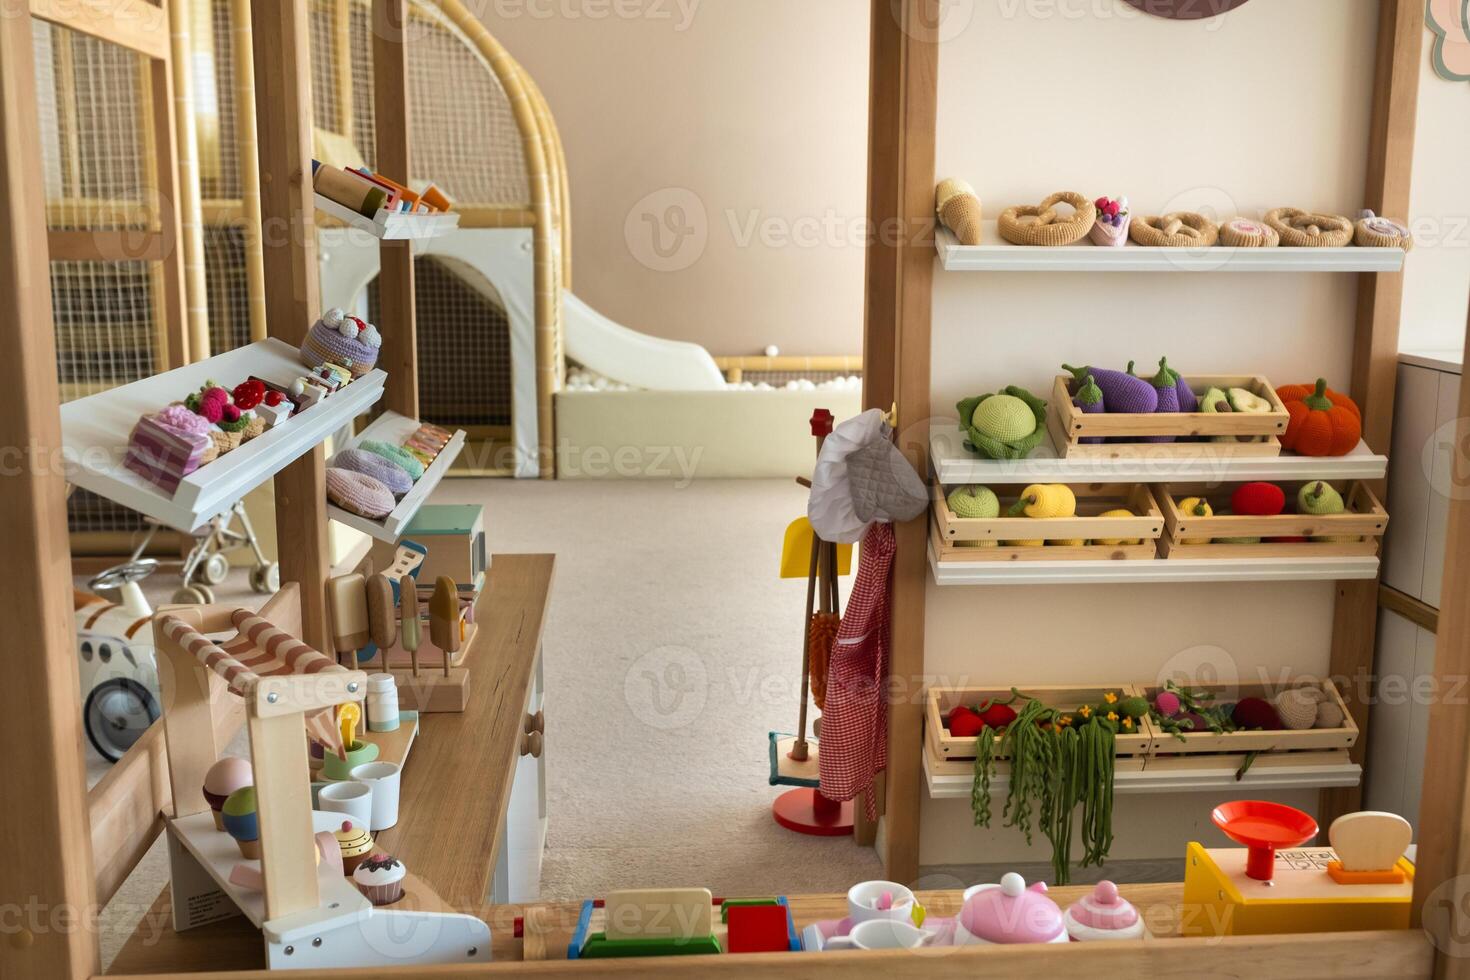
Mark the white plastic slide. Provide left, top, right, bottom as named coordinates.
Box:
left=561, top=290, right=726, bottom=391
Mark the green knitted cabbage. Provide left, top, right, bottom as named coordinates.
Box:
left=956, top=386, right=1048, bottom=460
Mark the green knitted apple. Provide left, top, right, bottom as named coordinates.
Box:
left=947, top=485, right=999, bottom=518
left=956, top=386, right=1047, bottom=460
left=1298, top=481, right=1345, bottom=516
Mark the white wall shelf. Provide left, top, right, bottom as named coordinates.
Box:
left=315, top=193, right=460, bottom=241
left=61, top=338, right=385, bottom=532
left=928, top=540, right=1378, bottom=585
left=924, top=749, right=1361, bottom=798
left=326, top=410, right=466, bottom=543
left=936, top=226, right=1407, bottom=273
left=930, top=424, right=1388, bottom=485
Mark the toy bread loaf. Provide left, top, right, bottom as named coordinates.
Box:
left=936, top=178, right=984, bottom=246
left=1355, top=210, right=1413, bottom=250
left=1129, top=212, right=1219, bottom=247
left=1219, top=217, right=1280, bottom=247
left=1264, top=207, right=1354, bottom=247
left=998, top=191, right=1096, bottom=246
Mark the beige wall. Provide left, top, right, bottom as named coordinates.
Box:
left=479, top=0, right=870, bottom=358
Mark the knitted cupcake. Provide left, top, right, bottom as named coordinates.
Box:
left=352, top=853, right=407, bottom=905
left=299, top=308, right=383, bottom=378
left=1064, top=881, right=1147, bottom=941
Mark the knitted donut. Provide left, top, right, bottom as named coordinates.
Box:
left=1355, top=210, right=1413, bottom=251
left=336, top=447, right=413, bottom=496
left=326, top=468, right=395, bottom=519
left=1265, top=207, right=1353, bottom=248
left=997, top=191, right=1097, bottom=246
left=1219, top=217, right=1279, bottom=248
left=1129, top=212, right=1219, bottom=248
left=358, top=439, right=425, bottom=480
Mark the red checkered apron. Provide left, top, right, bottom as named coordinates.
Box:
left=817, top=522, right=895, bottom=819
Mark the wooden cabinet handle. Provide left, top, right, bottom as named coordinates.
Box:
left=523, top=710, right=544, bottom=735
left=520, top=730, right=543, bottom=759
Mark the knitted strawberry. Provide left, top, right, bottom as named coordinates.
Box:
left=948, top=705, right=985, bottom=738
left=264, top=390, right=284, bottom=407
left=232, top=379, right=266, bottom=410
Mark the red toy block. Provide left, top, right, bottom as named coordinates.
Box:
left=725, top=903, right=789, bottom=954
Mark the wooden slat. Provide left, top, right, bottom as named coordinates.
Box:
left=1322, top=0, right=1425, bottom=828
left=230, top=0, right=268, bottom=341
left=167, top=0, right=212, bottom=360
left=373, top=0, right=418, bottom=418
left=1378, top=584, right=1439, bottom=633
left=29, top=0, right=170, bottom=61
left=251, top=0, right=330, bottom=653
left=0, top=6, right=98, bottom=976
left=150, top=56, right=192, bottom=367
left=46, top=229, right=165, bottom=262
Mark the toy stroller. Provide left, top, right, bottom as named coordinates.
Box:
left=127, top=500, right=280, bottom=604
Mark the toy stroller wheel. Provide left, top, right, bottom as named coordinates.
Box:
left=251, top=562, right=281, bottom=594
left=200, top=552, right=230, bottom=585
left=172, top=585, right=210, bottom=605
left=85, top=678, right=160, bottom=763
left=196, top=584, right=217, bottom=604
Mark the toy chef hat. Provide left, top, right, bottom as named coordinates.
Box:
left=808, top=409, right=927, bottom=544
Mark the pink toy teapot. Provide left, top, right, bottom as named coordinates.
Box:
left=1064, top=880, right=1147, bottom=941
left=954, top=873, right=1068, bottom=945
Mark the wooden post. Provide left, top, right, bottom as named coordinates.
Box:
left=374, top=0, right=419, bottom=419
left=1321, top=0, right=1423, bottom=826
left=252, top=0, right=331, bottom=654
left=0, top=4, right=99, bottom=975
left=865, top=0, right=937, bottom=884
left=167, top=0, right=211, bottom=360
left=231, top=0, right=269, bottom=342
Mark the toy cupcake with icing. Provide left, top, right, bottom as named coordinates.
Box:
left=333, top=820, right=376, bottom=875
left=1064, top=880, right=1147, bottom=941
left=352, top=853, right=407, bottom=905
left=202, top=757, right=253, bottom=831
left=300, top=308, right=382, bottom=378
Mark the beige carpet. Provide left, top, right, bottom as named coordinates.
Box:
left=87, top=478, right=880, bottom=967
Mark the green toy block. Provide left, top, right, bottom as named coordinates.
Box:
left=578, top=933, right=722, bottom=958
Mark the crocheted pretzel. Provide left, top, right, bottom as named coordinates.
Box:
left=1128, top=212, right=1219, bottom=248
left=1265, top=207, right=1353, bottom=248
left=998, top=191, right=1097, bottom=247
left=1219, top=217, right=1280, bottom=248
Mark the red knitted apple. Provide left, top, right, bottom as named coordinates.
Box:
left=1232, top=697, right=1283, bottom=731
left=1231, top=482, right=1285, bottom=517
left=948, top=705, right=985, bottom=738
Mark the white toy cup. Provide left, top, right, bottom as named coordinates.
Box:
left=318, top=780, right=373, bottom=829
left=350, top=761, right=402, bottom=831
left=847, top=880, right=916, bottom=925
left=849, top=919, right=934, bottom=950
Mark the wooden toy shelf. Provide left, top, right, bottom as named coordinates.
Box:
left=60, top=338, right=386, bottom=532
left=326, top=410, right=468, bottom=542
left=930, top=423, right=1389, bottom=485
left=314, top=193, right=461, bottom=241
left=936, top=226, right=1409, bottom=273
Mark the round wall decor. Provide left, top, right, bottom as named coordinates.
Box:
left=1123, top=0, right=1253, bottom=19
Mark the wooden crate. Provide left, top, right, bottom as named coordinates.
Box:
left=929, top=483, right=1162, bottom=562
left=1048, top=373, right=1286, bottom=460
left=1142, top=680, right=1358, bottom=756
left=1157, top=481, right=1388, bottom=560
left=924, top=684, right=1155, bottom=761
left=925, top=741, right=1149, bottom=781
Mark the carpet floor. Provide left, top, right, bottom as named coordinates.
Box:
left=86, top=478, right=881, bottom=967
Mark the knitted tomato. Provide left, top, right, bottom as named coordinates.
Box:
left=947, top=705, right=985, bottom=738
left=1278, top=379, right=1361, bottom=456
left=1231, top=482, right=1285, bottom=517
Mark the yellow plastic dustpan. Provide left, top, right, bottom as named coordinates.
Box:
left=779, top=518, right=852, bottom=579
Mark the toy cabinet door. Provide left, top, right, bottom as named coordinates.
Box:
left=493, top=651, right=546, bottom=904
left=1382, top=364, right=1440, bottom=602
left=1366, top=610, right=1436, bottom=833
left=1423, top=369, right=1460, bottom=608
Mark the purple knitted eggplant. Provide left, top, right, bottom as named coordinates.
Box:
left=1162, top=358, right=1198, bottom=413
left=1142, top=358, right=1179, bottom=443
left=1063, top=363, right=1157, bottom=415
left=1073, top=373, right=1106, bottom=444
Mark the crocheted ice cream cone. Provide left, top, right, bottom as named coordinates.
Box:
left=1355, top=210, right=1413, bottom=250
left=936, top=178, right=984, bottom=246
left=1220, top=218, right=1280, bottom=248
left=1265, top=208, right=1353, bottom=247
left=300, top=308, right=383, bottom=377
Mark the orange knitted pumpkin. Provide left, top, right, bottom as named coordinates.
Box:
left=1278, top=379, right=1361, bottom=456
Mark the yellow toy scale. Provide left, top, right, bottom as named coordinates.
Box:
left=1182, top=843, right=1414, bottom=936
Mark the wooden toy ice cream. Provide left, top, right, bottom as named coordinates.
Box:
left=352, top=853, right=407, bottom=905
left=333, top=820, right=376, bottom=875
left=221, top=786, right=260, bottom=859
left=202, top=757, right=252, bottom=831
left=954, top=873, right=1068, bottom=945
left=1064, top=881, right=1147, bottom=941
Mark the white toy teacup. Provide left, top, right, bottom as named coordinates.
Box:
left=847, top=880, right=917, bottom=925
left=849, top=919, right=935, bottom=950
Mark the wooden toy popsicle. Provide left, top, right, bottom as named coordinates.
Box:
left=365, top=573, right=397, bottom=650
left=399, top=576, right=421, bottom=677
left=328, top=573, right=370, bottom=670
left=429, top=576, right=460, bottom=678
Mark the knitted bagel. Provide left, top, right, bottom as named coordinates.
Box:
left=998, top=191, right=1097, bottom=246
left=1220, top=217, right=1280, bottom=248
left=1265, top=208, right=1353, bottom=248
left=357, top=439, right=425, bottom=480
left=335, top=447, right=413, bottom=496
left=1129, top=212, right=1219, bottom=248
left=325, top=468, right=395, bottom=519
left=1355, top=210, right=1413, bottom=251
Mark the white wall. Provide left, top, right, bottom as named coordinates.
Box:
left=922, top=0, right=1376, bottom=866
